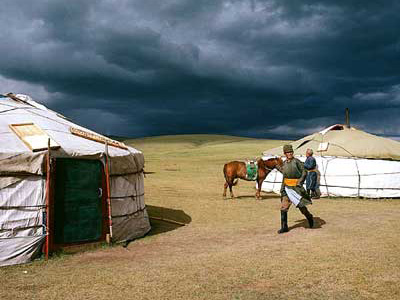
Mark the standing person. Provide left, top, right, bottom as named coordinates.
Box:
left=304, top=148, right=320, bottom=199
left=278, top=144, right=314, bottom=234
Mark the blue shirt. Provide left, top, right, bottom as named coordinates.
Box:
left=304, top=156, right=316, bottom=170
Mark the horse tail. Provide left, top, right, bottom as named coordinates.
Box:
left=223, top=163, right=238, bottom=185
left=223, top=164, right=229, bottom=183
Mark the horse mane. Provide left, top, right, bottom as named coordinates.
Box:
left=261, top=156, right=283, bottom=171
left=264, top=155, right=280, bottom=160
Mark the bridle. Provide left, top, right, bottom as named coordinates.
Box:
left=263, top=157, right=282, bottom=172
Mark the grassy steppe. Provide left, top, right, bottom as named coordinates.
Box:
left=1, top=135, right=399, bottom=300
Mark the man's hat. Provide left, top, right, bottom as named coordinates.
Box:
left=283, top=144, right=293, bottom=153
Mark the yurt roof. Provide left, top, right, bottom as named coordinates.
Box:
left=263, top=124, right=400, bottom=160
left=0, top=94, right=143, bottom=175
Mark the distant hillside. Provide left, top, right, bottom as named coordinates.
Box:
left=122, top=134, right=290, bottom=159
left=125, top=134, right=257, bottom=145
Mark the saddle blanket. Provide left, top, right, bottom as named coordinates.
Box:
left=246, top=161, right=258, bottom=180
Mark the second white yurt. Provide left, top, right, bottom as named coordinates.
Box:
left=261, top=124, right=400, bottom=198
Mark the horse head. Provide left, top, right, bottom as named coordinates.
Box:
left=275, top=157, right=284, bottom=171
left=262, top=156, right=283, bottom=172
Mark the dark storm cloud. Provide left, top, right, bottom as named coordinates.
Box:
left=1, top=0, right=400, bottom=139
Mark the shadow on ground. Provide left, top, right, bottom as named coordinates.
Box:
left=227, top=193, right=281, bottom=200
left=146, top=205, right=192, bottom=236
left=290, top=217, right=326, bottom=230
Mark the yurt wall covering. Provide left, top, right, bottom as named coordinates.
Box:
left=261, top=124, right=400, bottom=198
left=0, top=94, right=151, bottom=267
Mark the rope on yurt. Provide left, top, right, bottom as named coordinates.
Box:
left=354, top=158, right=361, bottom=198
left=264, top=176, right=400, bottom=191
left=0, top=107, right=21, bottom=114
left=317, top=171, right=400, bottom=176
left=3, top=101, right=74, bottom=128
left=109, top=192, right=145, bottom=199
left=316, top=184, right=400, bottom=190
left=328, top=142, right=356, bottom=157
left=111, top=206, right=147, bottom=219
left=108, top=169, right=144, bottom=176
left=120, top=147, right=147, bottom=219
left=132, top=153, right=141, bottom=213
left=263, top=157, right=400, bottom=193
left=320, top=135, right=329, bottom=197
left=0, top=234, right=46, bottom=241
left=0, top=204, right=46, bottom=209
left=0, top=225, right=44, bottom=233
left=318, top=134, right=357, bottom=197
left=272, top=168, right=278, bottom=191
left=322, top=157, right=331, bottom=197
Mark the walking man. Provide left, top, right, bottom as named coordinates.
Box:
left=304, top=148, right=320, bottom=199
left=278, top=144, right=314, bottom=234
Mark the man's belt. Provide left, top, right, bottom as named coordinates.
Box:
left=284, top=178, right=299, bottom=186
left=306, top=169, right=317, bottom=173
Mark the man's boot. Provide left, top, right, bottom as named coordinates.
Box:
left=277, top=210, right=289, bottom=234
left=299, top=206, right=314, bottom=228
left=313, top=189, right=321, bottom=199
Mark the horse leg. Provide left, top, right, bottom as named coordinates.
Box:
left=229, top=182, right=235, bottom=198
left=256, top=174, right=266, bottom=200
left=223, top=182, right=228, bottom=198
left=227, top=178, right=235, bottom=198
left=255, top=179, right=261, bottom=199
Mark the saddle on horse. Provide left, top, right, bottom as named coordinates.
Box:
left=245, top=160, right=258, bottom=181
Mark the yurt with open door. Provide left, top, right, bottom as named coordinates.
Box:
left=261, top=124, right=400, bottom=198
left=0, top=93, right=151, bottom=267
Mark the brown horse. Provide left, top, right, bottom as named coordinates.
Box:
left=223, top=157, right=283, bottom=199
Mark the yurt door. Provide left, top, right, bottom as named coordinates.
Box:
left=54, top=158, right=104, bottom=244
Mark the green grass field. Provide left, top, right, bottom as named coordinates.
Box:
left=1, top=135, right=399, bottom=299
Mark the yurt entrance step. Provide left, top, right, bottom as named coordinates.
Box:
left=53, top=158, right=106, bottom=244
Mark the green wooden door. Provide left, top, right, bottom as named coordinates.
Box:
left=54, top=159, right=103, bottom=244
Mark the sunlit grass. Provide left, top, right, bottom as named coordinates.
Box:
left=1, top=134, right=399, bottom=300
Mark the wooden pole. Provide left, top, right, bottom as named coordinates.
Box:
left=345, top=108, right=350, bottom=128
left=104, top=142, right=113, bottom=244
left=148, top=216, right=187, bottom=226
left=45, top=138, right=51, bottom=259
left=6, top=93, right=30, bottom=105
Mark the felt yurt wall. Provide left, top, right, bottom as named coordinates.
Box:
left=0, top=94, right=151, bottom=266
left=261, top=124, right=400, bottom=198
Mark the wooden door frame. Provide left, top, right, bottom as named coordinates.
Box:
left=46, top=158, right=108, bottom=254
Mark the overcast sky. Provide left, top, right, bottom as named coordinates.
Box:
left=1, top=0, right=400, bottom=139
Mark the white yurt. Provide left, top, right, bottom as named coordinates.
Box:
left=0, top=93, right=151, bottom=267
left=261, top=124, right=400, bottom=198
